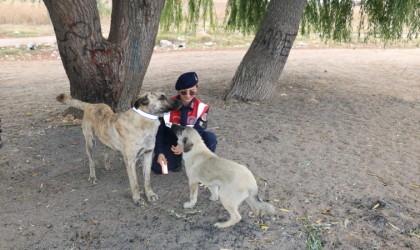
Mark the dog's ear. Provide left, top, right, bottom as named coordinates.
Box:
left=183, top=137, right=193, bottom=153
left=133, top=94, right=149, bottom=108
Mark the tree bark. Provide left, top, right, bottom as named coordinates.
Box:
left=43, top=0, right=165, bottom=112
left=223, top=0, right=306, bottom=101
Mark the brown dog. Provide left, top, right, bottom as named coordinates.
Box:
left=57, top=92, right=180, bottom=205
left=172, top=124, right=277, bottom=228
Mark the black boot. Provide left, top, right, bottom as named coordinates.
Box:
left=172, top=155, right=184, bottom=172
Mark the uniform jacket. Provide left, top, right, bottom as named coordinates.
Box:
left=154, top=96, right=209, bottom=155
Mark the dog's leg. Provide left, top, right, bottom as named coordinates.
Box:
left=142, top=150, right=158, bottom=202
left=245, top=195, right=262, bottom=216
left=214, top=200, right=242, bottom=228
left=209, top=185, right=219, bottom=201
left=184, top=182, right=199, bottom=208
left=123, top=153, right=143, bottom=205
left=83, top=124, right=97, bottom=184
left=103, top=147, right=115, bottom=171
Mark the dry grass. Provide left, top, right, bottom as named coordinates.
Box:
left=0, top=1, right=50, bottom=25
left=0, top=0, right=417, bottom=48
left=0, top=0, right=51, bottom=38
left=0, top=24, right=53, bottom=38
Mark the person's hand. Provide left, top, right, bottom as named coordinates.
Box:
left=171, top=145, right=183, bottom=155
left=157, top=153, right=167, bottom=167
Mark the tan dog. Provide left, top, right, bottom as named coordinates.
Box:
left=172, top=124, right=277, bottom=228
left=57, top=92, right=180, bottom=205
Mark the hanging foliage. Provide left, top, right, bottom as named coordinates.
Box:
left=160, top=0, right=419, bottom=43
left=159, top=0, right=217, bottom=34
left=223, top=0, right=269, bottom=35
left=186, top=0, right=217, bottom=34
left=160, top=0, right=183, bottom=33
left=301, top=0, right=353, bottom=42
left=301, top=0, right=419, bottom=43
left=358, top=0, right=420, bottom=42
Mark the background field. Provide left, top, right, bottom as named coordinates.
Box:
left=0, top=0, right=418, bottom=51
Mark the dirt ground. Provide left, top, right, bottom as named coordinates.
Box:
left=0, top=47, right=419, bottom=249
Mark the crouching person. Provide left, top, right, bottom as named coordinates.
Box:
left=152, top=72, right=217, bottom=174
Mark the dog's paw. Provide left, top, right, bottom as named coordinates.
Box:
left=104, top=164, right=114, bottom=171
left=183, top=201, right=196, bottom=208
left=88, top=176, right=97, bottom=184
left=214, top=221, right=234, bottom=228
left=146, top=191, right=159, bottom=202
left=133, top=196, right=146, bottom=206
left=209, top=195, right=219, bottom=201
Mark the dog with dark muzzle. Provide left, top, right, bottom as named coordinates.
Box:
left=172, top=124, right=277, bottom=228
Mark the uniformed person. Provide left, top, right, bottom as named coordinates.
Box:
left=151, top=72, right=217, bottom=174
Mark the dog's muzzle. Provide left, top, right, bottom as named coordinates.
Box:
left=172, top=99, right=182, bottom=110
left=171, top=123, right=183, bottom=135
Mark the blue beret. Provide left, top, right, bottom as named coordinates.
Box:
left=175, top=72, right=199, bottom=90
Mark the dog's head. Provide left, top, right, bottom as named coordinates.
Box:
left=132, top=92, right=181, bottom=116
left=171, top=124, right=201, bottom=153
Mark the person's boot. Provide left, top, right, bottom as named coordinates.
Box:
left=172, top=156, right=184, bottom=172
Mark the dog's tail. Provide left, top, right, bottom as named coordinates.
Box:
left=56, top=93, right=86, bottom=110
left=246, top=191, right=277, bottom=216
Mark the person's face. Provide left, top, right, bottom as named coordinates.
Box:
left=179, top=85, right=197, bottom=106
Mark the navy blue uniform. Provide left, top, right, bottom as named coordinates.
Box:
left=151, top=97, right=217, bottom=174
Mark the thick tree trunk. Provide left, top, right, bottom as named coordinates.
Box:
left=223, top=0, right=306, bottom=101
left=43, top=0, right=165, bottom=112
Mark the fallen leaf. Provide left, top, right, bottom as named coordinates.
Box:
left=71, top=140, right=80, bottom=145
left=344, top=218, right=351, bottom=228
left=388, top=222, right=402, bottom=231
left=315, top=219, right=323, bottom=224
left=320, top=209, right=332, bottom=215
left=90, top=219, right=100, bottom=225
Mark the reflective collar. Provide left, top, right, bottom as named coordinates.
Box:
left=132, top=108, right=159, bottom=120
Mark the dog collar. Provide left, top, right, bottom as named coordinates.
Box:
left=132, top=108, right=159, bottom=120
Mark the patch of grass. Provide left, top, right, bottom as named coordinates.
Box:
left=300, top=216, right=334, bottom=250
left=0, top=24, right=54, bottom=38
left=0, top=44, right=57, bottom=60
left=306, top=225, right=323, bottom=250
left=212, top=33, right=253, bottom=47
left=156, top=31, right=253, bottom=49
left=409, top=227, right=420, bottom=239
left=197, top=33, right=213, bottom=43
left=167, top=209, right=203, bottom=223
left=0, top=47, right=22, bottom=56
left=156, top=34, right=179, bottom=43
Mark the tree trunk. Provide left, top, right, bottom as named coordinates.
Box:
left=223, top=0, right=306, bottom=101
left=43, top=0, right=165, bottom=112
